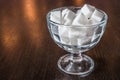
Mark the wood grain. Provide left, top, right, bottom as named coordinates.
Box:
left=0, top=0, right=119, bottom=80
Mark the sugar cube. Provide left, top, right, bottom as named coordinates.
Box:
left=64, top=19, right=72, bottom=26
left=87, top=19, right=98, bottom=25
left=62, top=9, right=69, bottom=18
left=85, top=27, right=96, bottom=36
left=80, top=4, right=95, bottom=19
left=77, top=37, right=92, bottom=45
left=72, top=13, right=89, bottom=26
left=50, top=11, right=62, bottom=24
left=58, top=26, right=70, bottom=44
left=91, top=9, right=104, bottom=22
left=70, top=38, right=78, bottom=45
left=69, top=26, right=96, bottom=45
left=62, top=9, right=76, bottom=25
left=69, top=28, right=87, bottom=38
left=69, top=28, right=88, bottom=45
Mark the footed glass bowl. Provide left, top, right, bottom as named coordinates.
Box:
left=46, top=7, right=108, bottom=76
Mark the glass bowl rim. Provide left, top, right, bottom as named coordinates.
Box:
left=46, top=6, right=108, bottom=28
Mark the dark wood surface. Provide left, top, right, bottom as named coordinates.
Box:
left=0, top=0, right=119, bottom=80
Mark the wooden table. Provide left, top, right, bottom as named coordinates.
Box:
left=0, top=0, right=119, bottom=80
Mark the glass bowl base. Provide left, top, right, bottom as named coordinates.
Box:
left=57, top=54, right=94, bottom=77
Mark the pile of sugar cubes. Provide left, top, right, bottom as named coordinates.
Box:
left=50, top=4, right=104, bottom=45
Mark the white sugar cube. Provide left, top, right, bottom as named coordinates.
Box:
left=64, top=20, right=72, bottom=26
left=69, top=29, right=81, bottom=45
left=77, top=37, right=92, bottom=45
left=70, top=38, right=78, bottom=45
left=62, top=9, right=76, bottom=20
left=60, top=35, right=70, bottom=45
left=69, top=26, right=96, bottom=45
left=69, top=28, right=87, bottom=37
left=62, top=9, right=69, bottom=18
left=50, top=11, right=62, bottom=24
left=87, top=19, right=97, bottom=25
left=86, top=27, right=96, bottom=36
left=80, top=4, right=95, bottom=19
left=69, top=28, right=87, bottom=45
left=72, top=13, right=88, bottom=26
left=59, top=26, right=70, bottom=44
left=91, top=9, right=104, bottom=22
left=62, top=9, right=76, bottom=25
